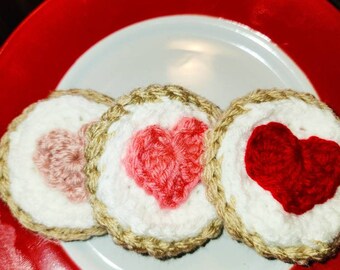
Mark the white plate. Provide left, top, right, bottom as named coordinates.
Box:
left=58, top=15, right=315, bottom=270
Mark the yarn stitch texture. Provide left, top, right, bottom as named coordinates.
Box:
left=0, top=89, right=112, bottom=241
left=203, top=89, right=340, bottom=265
left=245, top=121, right=340, bottom=215
left=124, top=117, right=208, bottom=208
left=85, top=84, right=223, bottom=258
left=92, top=97, right=217, bottom=241
left=33, top=124, right=91, bottom=203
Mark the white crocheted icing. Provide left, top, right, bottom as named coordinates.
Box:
left=218, top=98, right=340, bottom=247
left=8, top=95, right=108, bottom=228
left=97, top=98, right=218, bottom=241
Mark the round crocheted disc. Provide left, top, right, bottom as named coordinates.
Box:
left=86, top=84, right=223, bottom=258
left=0, top=89, right=113, bottom=240
left=203, top=89, right=340, bottom=265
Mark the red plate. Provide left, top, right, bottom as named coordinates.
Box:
left=0, top=0, right=339, bottom=269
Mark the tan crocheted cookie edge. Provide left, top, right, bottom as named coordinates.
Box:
left=0, top=89, right=112, bottom=241
left=85, top=84, right=223, bottom=258
left=50, top=88, right=115, bottom=107
left=203, top=89, right=340, bottom=265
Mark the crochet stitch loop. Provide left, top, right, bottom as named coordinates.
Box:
left=33, top=124, right=90, bottom=203
left=245, top=121, right=340, bottom=215
left=123, top=117, right=208, bottom=209
left=0, top=89, right=112, bottom=241
left=203, top=89, right=340, bottom=265
left=85, top=84, right=223, bottom=258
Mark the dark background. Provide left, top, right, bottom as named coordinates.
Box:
left=0, top=0, right=339, bottom=45
left=0, top=0, right=43, bottom=44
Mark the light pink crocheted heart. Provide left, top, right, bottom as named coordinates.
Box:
left=33, top=124, right=90, bottom=202
left=123, top=117, right=208, bottom=208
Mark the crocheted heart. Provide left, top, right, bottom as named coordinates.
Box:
left=33, top=124, right=89, bottom=202
left=245, top=122, right=340, bottom=215
left=124, top=117, right=208, bottom=208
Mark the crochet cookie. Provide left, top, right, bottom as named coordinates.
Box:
left=86, top=84, right=223, bottom=258
left=0, top=89, right=113, bottom=240
left=204, top=89, right=340, bottom=264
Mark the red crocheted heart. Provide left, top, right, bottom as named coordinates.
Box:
left=245, top=122, right=340, bottom=215
left=124, top=117, right=208, bottom=208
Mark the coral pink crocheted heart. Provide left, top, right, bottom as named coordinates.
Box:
left=245, top=122, right=340, bottom=215
left=124, top=117, right=208, bottom=208
left=33, top=124, right=90, bottom=202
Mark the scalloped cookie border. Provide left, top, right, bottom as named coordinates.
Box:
left=85, top=84, right=223, bottom=258
left=203, top=89, right=340, bottom=265
left=0, top=89, right=112, bottom=241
